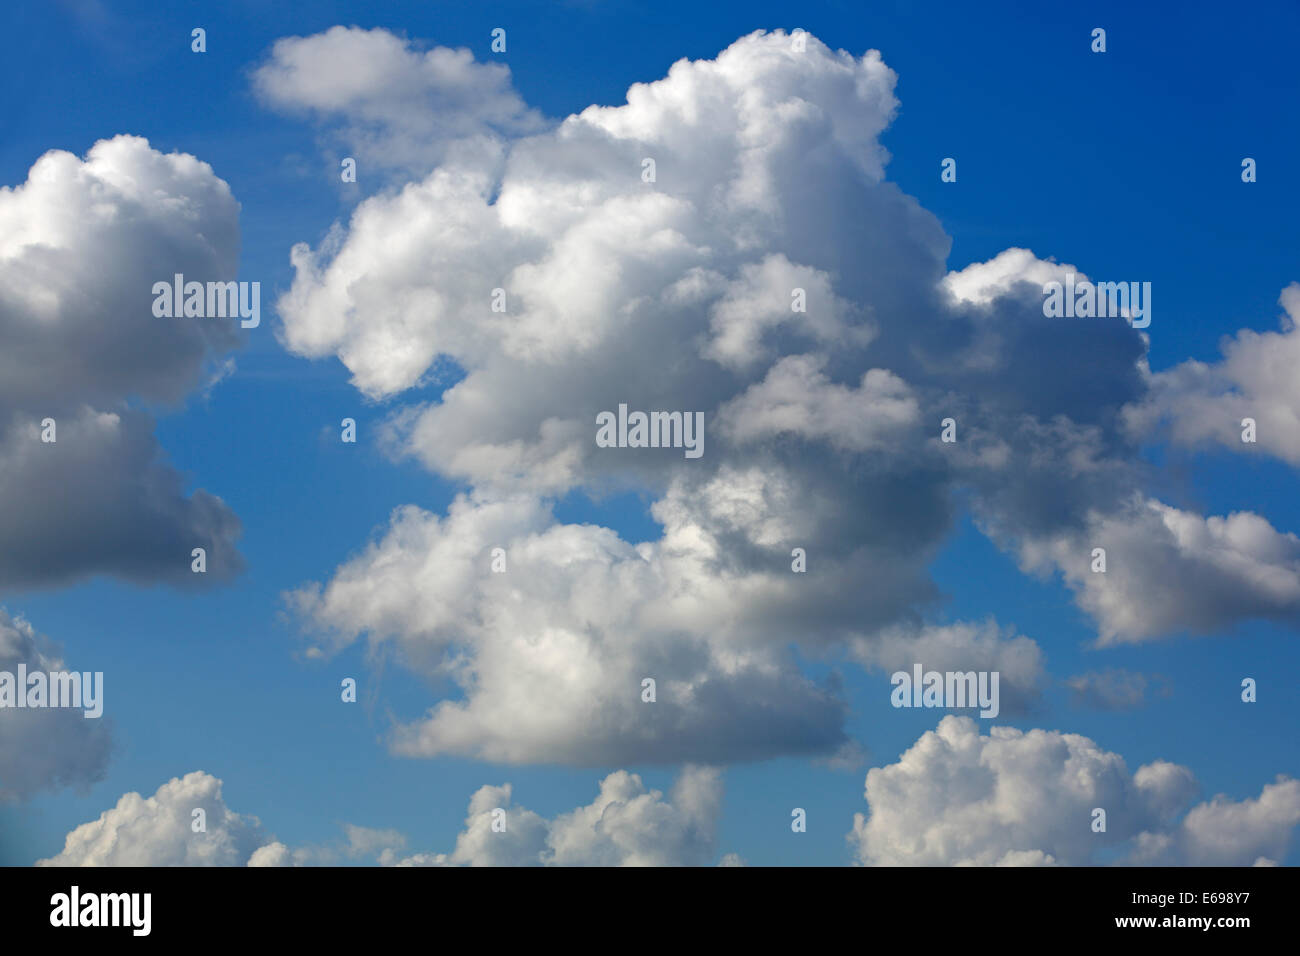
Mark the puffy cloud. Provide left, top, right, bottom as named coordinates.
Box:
left=941, top=246, right=1078, bottom=311
left=1126, top=777, right=1300, bottom=866
left=42, top=754, right=1293, bottom=868
left=0, top=137, right=240, bottom=411
left=290, top=493, right=847, bottom=765
left=271, top=26, right=1300, bottom=765
left=849, top=716, right=1297, bottom=866
left=50, top=766, right=723, bottom=868
left=247, top=824, right=411, bottom=867
left=34, top=772, right=416, bottom=868
left=36, top=772, right=268, bottom=866
left=253, top=26, right=545, bottom=174
left=949, top=270, right=1300, bottom=655
left=246, top=842, right=297, bottom=867
left=276, top=30, right=956, bottom=765
left=386, top=783, right=548, bottom=867
left=0, top=135, right=244, bottom=591
left=275, top=29, right=918, bottom=407
left=1013, top=496, right=1300, bottom=644
left=546, top=765, right=722, bottom=866
left=1124, top=283, right=1300, bottom=465
left=390, top=765, right=724, bottom=867
left=0, top=609, right=111, bottom=802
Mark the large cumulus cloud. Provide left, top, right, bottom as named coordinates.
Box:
left=270, top=27, right=1300, bottom=768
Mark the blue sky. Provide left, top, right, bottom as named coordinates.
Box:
left=1, top=0, right=1297, bottom=866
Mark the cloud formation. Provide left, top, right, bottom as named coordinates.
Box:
left=40, top=767, right=725, bottom=867
left=389, top=765, right=724, bottom=867
left=0, top=135, right=245, bottom=591
left=849, top=716, right=1300, bottom=866
left=1125, top=283, right=1300, bottom=466
left=290, top=493, right=847, bottom=765
left=254, top=26, right=545, bottom=174
left=271, top=27, right=1300, bottom=768
left=1013, top=496, right=1300, bottom=644
left=37, top=771, right=267, bottom=866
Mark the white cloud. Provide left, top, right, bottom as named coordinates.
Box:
left=389, top=765, right=724, bottom=866
left=1127, top=776, right=1300, bottom=866
left=941, top=247, right=1079, bottom=309
left=275, top=30, right=958, bottom=765
left=253, top=26, right=545, bottom=174
left=270, top=25, right=1300, bottom=765
left=0, top=135, right=244, bottom=589
left=381, top=783, right=547, bottom=867
left=247, top=842, right=296, bottom=867
left=849, top=716, right=1298, bottom=866
left=1124, top=282, right=1300, bottom=465
left=36, top=772, right=268, bottom=866
left=0, top=135, right=241, bottom=410
left=39, top=750, right=1293, bottom=868
left=51, top=767, right=723, bottom=868
left=289, top=493, right=846, bottom=765
left=274, top=29, right=907, bottom=410
left=1013, top=496, right=1300, bottom=643
left=546, top=765, right=722, bottom=866
left=247, top=825, right=410, bottom=867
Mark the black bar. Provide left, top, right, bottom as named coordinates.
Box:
left=2, top=865, right=1293, bottom=943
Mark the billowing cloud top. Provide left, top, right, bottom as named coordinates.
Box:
left=42, top=767, right=726, bottom=867
left=37, top=771, right=267, bottom=866
left=269, top=28, right=1300, bottom=767
left=851, top=716, right=1300, bottom=866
